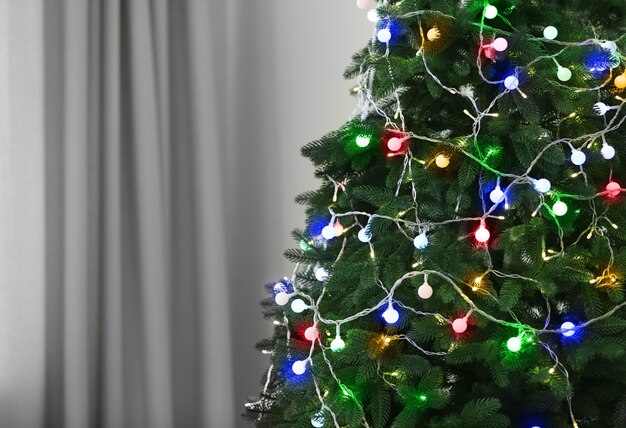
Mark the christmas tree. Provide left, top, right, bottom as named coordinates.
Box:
left=245, top=0, right=626, bottom=426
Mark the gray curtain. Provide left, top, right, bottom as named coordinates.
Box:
left=43, top=1, right=234, bottom=427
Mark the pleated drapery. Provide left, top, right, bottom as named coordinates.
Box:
left=43, top=2, right=234, bottom=427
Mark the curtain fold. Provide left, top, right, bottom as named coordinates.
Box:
left=44, top=1, right=234, bottom=427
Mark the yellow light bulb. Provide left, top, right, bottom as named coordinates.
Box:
left=615, top=73, right=626, bottom=90
left=426, top=27, right=440, bottom=41
left=435, top=154, right=450, bottom=168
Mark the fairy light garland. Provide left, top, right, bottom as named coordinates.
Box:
left=254, top=2, right=626, bottom=427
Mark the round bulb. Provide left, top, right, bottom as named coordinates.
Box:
left=355, top=0, right=370, bottom=9
left=304, top=326, right=319, bottom=342
left=417, top=282, right=433, bottom=299
left=355, top=135, right=371, bottom=148
left=435, top=154, right=450, bottom=168
left=333, top=222, right=344, bottom=237
left=601, top=144, right=616, bottom=160
left=377, top=28, right=392, bottom=43
left=601, top=40, right=618, bottom=53
left=452, top=318, right=468, bottom=334
left=426, top=27, right=440, bottom=41
left=561, top=321, right=576, bottom=338
left=504, top=75, right=519, bottom=90
left=489, top=186, right=505, bottom=204
left=475, top=225, right=490, bottom=243
left=387, top=137, right=402, bottom=151
left=606, top=181, right=621, bottom=198
left=543, top=26, right=558, bottom=40
left=570, top=149, right=586, bottom=166
left=484, top=5, right=498, bottom=19
left=321, top=225, right=335, bottom=240
left=382, top=307, right=400, bottom=324
left=292, top=360, right=307, bottom=375
left=557, top=67, right=572, bottom=82
left=413, top=232, right=429, bottom=249
left=615, top=74, right=626, bottom=89
left=552, top=200, right=568, bottom=216
left=534, top=178, right=551, bottom=193
left=291, top=299, right=307, bottom=313
left=507, top=336, right=522, bottom=352
left=330, top=337, right=345, bottom=352
left=366, top=9, right=379, bottom=23
left=275, top=292, right=290, bottom=306
left=492, top=37, right=508, bottom=52
left=358, top=228, right=372, bottom=243
left=594, top=102, right=610, bottom=116
left=311, top=411, right=326, bottom=427
left=315, top=267, right=329, bottom=282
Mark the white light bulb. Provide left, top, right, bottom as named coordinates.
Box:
left=355, top=0, right=371, bottom=10
left=570, top=149, right=586, bottom=166
left=355, top=135, right=371, bottom=148
left=543, top=26, right=558, bottom=40
left=311, top=411, right=326, bottom=427
left=382, top=306, right=400, bottom=324
left=484, top=5, right=498, bottom=19
left=557, top=67, right=572, bottom=82
left=552, top=201, right=568, bottom=216
left=594, top=102, right=610, bottom=116
left=321, top=225, right=335, bottom=240
left=377, top=28, right=391, bottom=43
left=358, top=228, right=372, bottom=243
left=275, top=292, right=290, bottom=306
left=330, top=336, right=345, bottom=352
left=489, top=185, right=505, bottom=204
left=533, top=178, right=551, bottom=193
left=560, top=321, right=576, bottom=337
left=452, top=318, right=468, bottom=334
left=413, top=232, right=428, bottom=249
left=492, top=37, right=508, bottom=52
left=504, top=75, right=519, bottom=90
left=366, top=9, right=379, bottom=23
left=417, top=282, right=433, bottom=299
left=475, top=225, right=490, bottom=243
left=602, top=144, right=616, bottom=160
left=315, top=267, right=329, bottom=282
left=291, top=299, right=307, bottom=313
left=292, top=360, right=307, bottom=375
left=600, top=40, right=618, bottom=53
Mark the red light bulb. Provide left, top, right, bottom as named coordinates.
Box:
left=452, top=317, right=468, bottom=334
left=606, top=181, right=621, bottom=198
left=475, top=224, right=490, bottom=243
left=304, top=326, right=319, bottom=342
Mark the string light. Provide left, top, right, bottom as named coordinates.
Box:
left=355, top=135, right=371, bottom=148
left=504, top=75, right=520, bottom=90
left=330, top=336, right=345, bottom=352
left=475, top=222, right=491, bottom=243
left=315, top=267, right=330, bottom=281
left=557, top=66, right=572, bottom=82
left=413, top=232, right=429, bottom=249
left=489, top=185, right=505, bottom=204
left=452, top=317, right=469, bottom=334
left=387, top=137, right=403, bottom=151
left=593, top=102, right=613, bottom=116
left=292, top=360, right=307, bottom=375
left=507, top=336, right=522, bottom=353
left=417, top=277, right=433, bottom=299
left=305, top=326, right=319, bottom=341
left=291, top=299, right=308, bottom=313
left=615, top=72, right=626, bottom=89
left=426, top=27, right=440, bottom=42
left=533, top=178, right=551, bottom=193
left=560, top=322, right=576, bottom=338
left=484, top=4, right=498, bottom=19
left=355, top=0, right=370, bottom=10
left=377, top=28, right=392, bottom=44
left=275, top=292, right=290, bottom=306
left=601, top=143, right=616, bottom=159
left=311, top=411, right=326, bottom=427
left=606, top=181, right=621, bottom=198
left=570, top=149, right=586, bottom=166
left=435, top=154, right=450, bottom=168
left=543, top=26, right=558, bottom=40
left=321, top=225, right=335, bottom=240
left=358, top=228, right=372, bottom=242
left=366, top=9, right=379, bottom=23
left=382, top=304, right=400, bottom=324
left=552, top=200, right=568, bottom=216
left=491, top=37, right=508, bottom=52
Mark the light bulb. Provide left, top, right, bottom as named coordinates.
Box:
left=366, top=9, right=379, bottom=23
left=594, top=102, right=610, bottom=116
left=507, top=336, right=522, bottom=352
left=570, top=149, right=586, bottom=166
left=600, top=40, right=618, bottom=53
left=452, top=317, right=468, bottom=334
left=315, top=267, right=329, bottom=281
left=417, top=281, right=433, bottom=299
left=358, top=228, right=372, bottom=243
left=275, top=292, right=290, bottom=306
left=491, top=37, right=508, bottom=52
left=387, top=137, right=402, bottom=151
left=543, top=26, right=558, bottom=40
left=356, top=135, right=371, bottom=148
left=321, top=225, right=335, bottom=240
left=435, top=154, right=450, bottom=168
left=606, top=181, right=621, bottom=198
left=534, top=178, right=551, bottom=193
left=377, top=28, right=392, bottom=43
left=382, top=306, right=400, bottom=324
left=552, top=200, right=568, bottom=216
left=560, top=321, right=576, bottom=337
left=292, top=360, right=307, bottom=375
left=475, top=224, right=491, bottom=243
left=333, top=222, right=344, bottom=237
left=311, top=411, right=326, bottom=427
left=601, top=143, right=616, bottom=159
left=557, top=67, right=572, bottom=82
left=504, top=75, right=519, bottom=90
left=490, top=185, right=505, bottom=204
left=291, top=299, right=307, bottom=313
left=304, top=326, right=319, bottom=341
left=484, top=4, right=498, bottom=19
left=413, top=232, right=429, bottom=249
left=427, top=27, right=440, bottom=41
left=330, top=336, right=345, bottom=352
left=615, top=74, right=626, bottom=89
left=356, top=0, right=370, bottom=9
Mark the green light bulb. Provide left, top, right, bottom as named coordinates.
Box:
left=356, top=135, right=371, bottom=148
left=507, top=336, right=522, bottom=352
